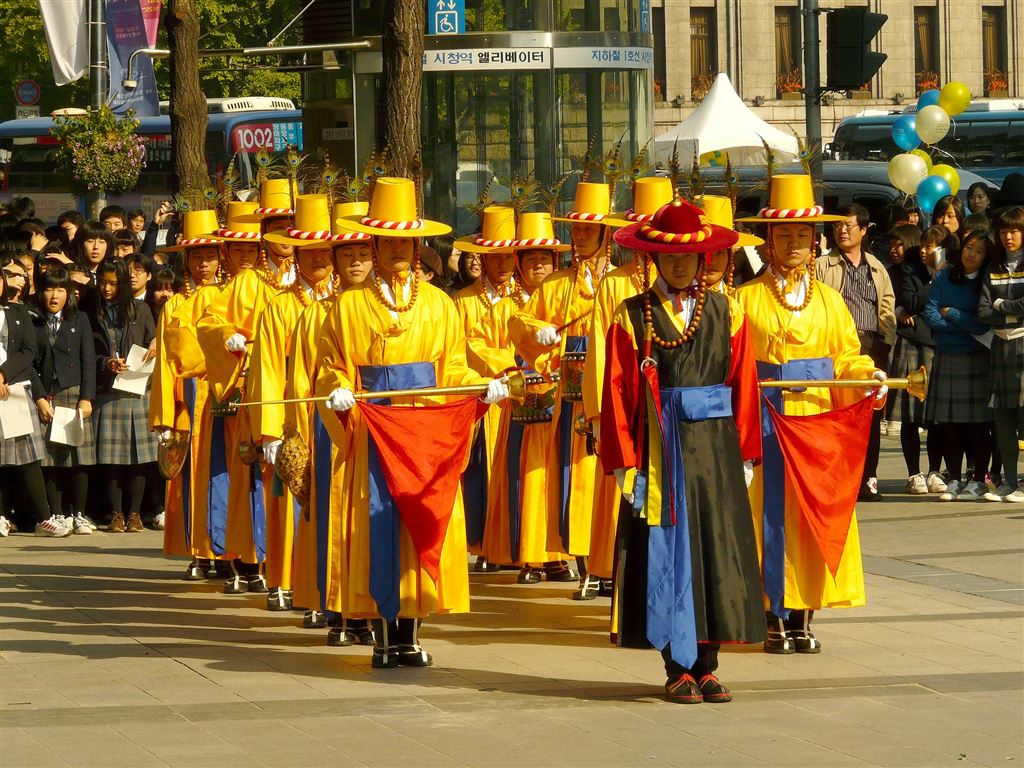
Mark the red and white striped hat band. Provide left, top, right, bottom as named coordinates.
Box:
left=757, top=205, right=825, bottom=219
left=286, top=227, right=333, bottom=240
left=179, top=237, right=221, bottom=246
left=564, top=212, right=606, bottom=222
left=214, top=230, right=260, bottom=240
left=515, top=237, right=563, bottom=247
left=360, top=216, right=425, bottom=231
left=638, top=221, right=714, bottom=244
left=473, top=236, right=517, bottom=248
left=254, top=207, right=294, bottom=216
left=328, top=231, right=371, bottom=242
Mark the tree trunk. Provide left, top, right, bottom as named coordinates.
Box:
left=165, top=0, right=209, bottom=194
left=380, top=0, right=423, bottom=179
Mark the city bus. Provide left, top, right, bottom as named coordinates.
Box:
left=827, top=102, right=1024, bottom=185
left=0, top=99, right=303, bottom=221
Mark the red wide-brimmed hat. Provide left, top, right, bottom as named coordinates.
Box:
left=613, top=198, right=739, bottom=254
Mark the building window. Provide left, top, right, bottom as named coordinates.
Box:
left=982, top=7, right=1008, bottom=95
left=653, top=6, right=666, bottom=101
left=774, top=6, right=801, bottom=97
left=914, top=6, right=939, bottom=94
left=690, top=7, right=716, bottom=102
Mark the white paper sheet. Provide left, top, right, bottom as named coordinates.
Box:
left=112, top=344, right=156, bottom=396
left=49, top=406, right=85, bottom=447
left=0, top=382, right=35, bottom=440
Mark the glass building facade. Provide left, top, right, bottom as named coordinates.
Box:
left=302, top=0, right=653, bottom=234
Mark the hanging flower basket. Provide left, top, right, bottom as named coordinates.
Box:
left=50, top=107, right=147, bottom=196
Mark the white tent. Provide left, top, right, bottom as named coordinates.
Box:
left=653, top=73, right=801, bottom=167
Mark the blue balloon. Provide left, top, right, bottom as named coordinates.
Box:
left=917, top=89, right=941, bottom=111
left=916, top=175, right=951, bottom=215
left=891, top=115, right=920, bottom=151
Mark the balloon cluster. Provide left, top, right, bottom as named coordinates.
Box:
left=886, top=82, right=971, bottom=216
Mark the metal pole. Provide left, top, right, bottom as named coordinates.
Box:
left=88, top=0, right=109, bottom=217
left=801, top=0, right=823, bottom=196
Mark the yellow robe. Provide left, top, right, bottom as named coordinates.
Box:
left=453, top=282, right=504, bottom=557
left=153, top=283, right=223, bottom=561
left=248, top=287, right=307, bottom=591
left=196, top=268, right=281, bottom=563
left=314, top=281, right=485, bottom=619
left=467, top=296, right=565, bottom=566
left=736, top=273, right=875, bottom=610
left=508, top=264, right=620, bottom=562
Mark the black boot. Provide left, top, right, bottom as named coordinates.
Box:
left=785, top=609, right=821, bottom=653
left=371, top=619, right=400, bottom=668
left=764, top=612, right=794, bottom=654
left=395, top=618, right=432, bottom=667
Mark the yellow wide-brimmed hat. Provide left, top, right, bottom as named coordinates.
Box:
left=512, top=211, right=569, bottom=252
left=210, top=201, right=262, bottom=243
left=335, top=177, right=452, bottom=238
left=263, top=195, right=334, bottom=248
left=552, top=181, right=613, bottom=223
left=700, top=195, right=763, bottom=248
left=158, top=209, right=221, bottom=252
left=736, top=175, right=845, bottom=224
left=235, top=179, right=298, bottom=222
left=329, top=202, right=371, bottom=243
left=604, top=177, right=674, bottom=228
left=455, top=206, right=518, bottom=253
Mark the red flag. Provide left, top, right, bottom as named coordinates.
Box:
left=340, top=397, right=488, bottom=580
left=764, top=394, right=874, bottom=577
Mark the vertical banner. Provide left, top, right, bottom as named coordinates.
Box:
left=106, top=0, right=160, bottom=116
left=38, top=0, right=89, bottom=85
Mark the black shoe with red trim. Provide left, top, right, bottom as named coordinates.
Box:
left=664, top=673, right=702, bottom=704
left=697, top=674, right=732, bottom=703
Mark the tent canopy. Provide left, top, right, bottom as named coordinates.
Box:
left=653, top=73, right=801, bottom=167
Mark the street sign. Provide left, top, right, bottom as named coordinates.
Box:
left=15, top=106, right=40, bottom=120
left=15, top=79, right=41, bottom=106
left=428, top=0, right=465, bottom=35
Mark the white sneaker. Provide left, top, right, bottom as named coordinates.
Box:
left=1005, top=485, right=1024, bottom=504
left=905, top=473, right=928, bottom=494
left=76, top=513, right=98, bottom=531
left=983, top=483, right=1014, bottom=502
left=152, top=512, right=165, bottom=530
left=955, top=480, right=985, bottom=502
left=939, top=479, right=962, bottom=502
left=889, top=421, right=901, bottom=436
left=63, top=515, right=74, bottom=530
left=926, top=471, right=948, bottom=493
left=71, top=512, right=93, bottom=535
left=0, top=516, right=11, bottom=537
left=35, top=515, right=71, bottom=537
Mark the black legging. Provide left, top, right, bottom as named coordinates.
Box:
left=105, top=465, right=147, bottom=517
left=901, top=423, right=943, bottom=477
left=992, top=408, right=1023, bottom=486
left=44, top=467, right=89, bottom=517
left=938, top=423, right=993, bottom=483
left=0, top=461, right=52, bottom=524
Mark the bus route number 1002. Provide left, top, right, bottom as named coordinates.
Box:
left=231, top=124, right=276, bottom=153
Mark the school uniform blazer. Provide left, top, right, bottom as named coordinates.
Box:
left=33, top=311, right=97, bottom=400
left=93, top=300, right=156, bottom=394
left=0, top=303, right=44, bottom=399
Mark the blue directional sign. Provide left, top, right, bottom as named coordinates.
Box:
left=428, top=0, right=465, bottom=35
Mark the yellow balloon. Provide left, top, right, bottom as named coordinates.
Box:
left=932, top=163, right=961, bottom=196
left=939, top=81, right=971, bottom=117
left=910, top=148, right=933, bottom=171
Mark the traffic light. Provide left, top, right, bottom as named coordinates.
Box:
left=826, top=7, right=888, bottom=91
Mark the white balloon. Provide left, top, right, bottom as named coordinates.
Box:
left=887, top=153, right=929, bottom=195
left=915, top=105, right=951, bottom=145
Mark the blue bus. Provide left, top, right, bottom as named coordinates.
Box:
left=0, top=106, right=303, bottom=221
left=828, top=104, right=1024, bottom=185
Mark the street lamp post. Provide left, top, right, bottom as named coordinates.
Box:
left=88, top=0, right=109, bottom=218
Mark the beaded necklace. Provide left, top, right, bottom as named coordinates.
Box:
left=766, top=241, right=817, bottom=312
left=370, top=259, right=420, bottom=313
left=477, top=274, right=517, bottom=310
left=642, top=268, right=708, bottom=351
left=573, top=244, right=611, bottom=300
left=631, top=254, right=653, bottom=293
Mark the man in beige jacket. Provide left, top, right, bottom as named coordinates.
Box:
left=816, top=203, right=896, bottom=502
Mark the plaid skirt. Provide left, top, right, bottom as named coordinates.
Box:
left=925, top=350, right=993, bottom=425
left=0, top=400, right=46, bottom=466
left=889, top=337, right=935, bottom=425
left=94, top=389, right=158, bottom=465
left=42, top=386, right=97, bottom=467
left=990, top=335, right=1024, bottom=409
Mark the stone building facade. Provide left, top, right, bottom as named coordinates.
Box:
left=652, top=0, right=1023, bottom=140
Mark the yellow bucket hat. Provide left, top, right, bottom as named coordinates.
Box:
left=552, top=181, right=613, bottom=223
left=335, top=177, right=452, bottom=238
left=736, top=175, right=845, bottom=224
left=263, top=195, right=334, bottom=248
left=700, top=195, right=764, bottom=247
left=210, top=201, right=262, bottom=243
left=455, top=206, right=518, bottom=253
left=158, top=209, right=221, bottom=252
left=604, top=177, right=674, bottom=228
left=512, top=211, right=570, bottom=252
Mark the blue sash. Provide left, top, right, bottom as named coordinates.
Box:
left=360, top=362, right=437, bottom=621
left=506, top=420, right=526, bottom=563
left=556, top=335, right=587, bottom=552
left=647, top=384, right=733, bottom=671
left=756, top=357, right=833, bottom=619
left=181, top=378, right=196, bottom=548
left=207, top=415, right=229, bottom=556
left=250, top=457, right=266, bottom=562
left=463, top=424, right=488, bottom=547
left=313, top=412, right=333, bottom=614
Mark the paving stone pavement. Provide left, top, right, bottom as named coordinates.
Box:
left=1, top=441, right=1022, bottom=767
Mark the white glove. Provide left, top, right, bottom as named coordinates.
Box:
left=225, top=333, right=247, bottom=353
left=743, top=460, right=754, bottom=488
left=327, top=388, right=356, bottom=412
left=535, top=326, right=561, bottom=347
left=157, top=428, right=175, bottom=445
left=263, top=439, right=282, bottom=467
left=868, top=370, right=888, bottom=401
left=481, top=377, right=510, bottom=405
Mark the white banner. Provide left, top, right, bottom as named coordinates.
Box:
left=38, top=0, right=89, bottom=86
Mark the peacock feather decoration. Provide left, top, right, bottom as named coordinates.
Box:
left=303, top=149, right=346, bottom=208
left=628, top=140, right=652, bottom=186
left=724, top=157, right=740, bottom=215
left=462, top=176, right=495, bottom=224
left=687, top=141, right=706, bottom=201
left=574, top=133, right=599, bottom=183
left=253, top=148, right=282, bottom=186
left=602, top=136, right=625, bottom=209
left=541, top=172, right=572, bottom=217
left=216, top=155, right=242, bottom=221
left=667, top=138, right=684, bottom=200
left=509, top=170, right=541, bottom=218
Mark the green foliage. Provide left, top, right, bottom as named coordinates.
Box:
left=51, top=107, right=147, bottom=194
